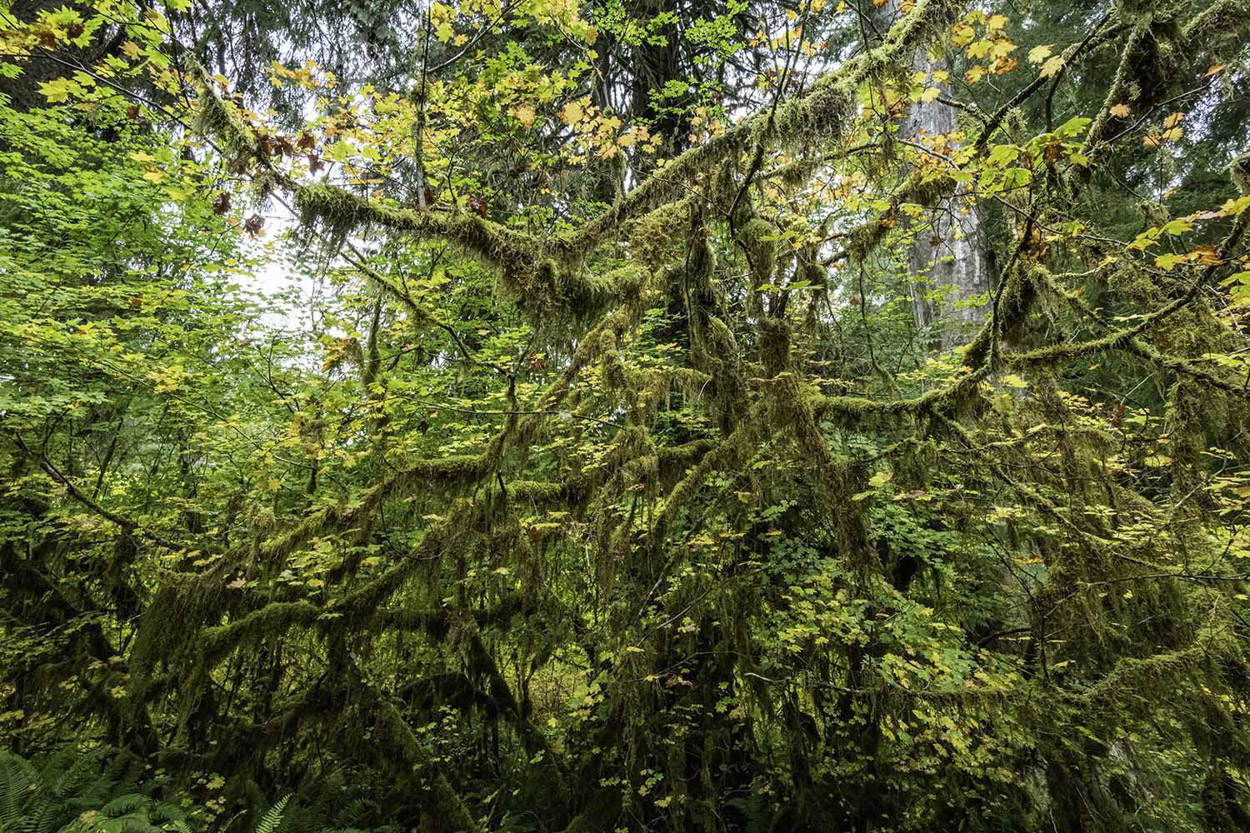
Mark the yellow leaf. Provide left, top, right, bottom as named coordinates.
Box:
left=513, top=104, right=536, bottom=127
left=1163, top=111, right=1184, bottom=129
left=1154, top=253, right=1182, bottom=271
left=987, top=13, right=1008, bottom=30
left=1027, top=44, right=1052, bottom=64
left=121, top=41, right=141, bottom=60
left=1040, top=55, right=1064, bottom=77
left=560, top=101, right=584, bottom=124
left=991, top=38, right=1017, bottom=58
left=950, top=22, right=975, bottom=47
left=1109, top=103, right=1130, bottom=118
left=38, top=79, right=71, bottom=103
left=1205, top=63, right=1225, bottom=77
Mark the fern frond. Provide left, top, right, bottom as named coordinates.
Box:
left=144, top=801, right=186, bottom=825
left=253, top=796, right=289, bottom=833
left=0, top=753, right=38, bottom=832
left=100, top=795, right=150, bottom=818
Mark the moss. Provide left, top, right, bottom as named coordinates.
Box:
left=739, top=217, right=777, bottom=287
left=559, top=0, right=960, bottom=253
left=293, top=183, right=375, bottom=239
left=628, top=196, right=695, bottom=269
left=190, top=73, right=259, bottom=164
left=758, top=315, right=791, bottom=376
left=772, top=82, right=852, bottom=146
left=1182, top=0, right=1250, bottom=53
left=1116, top=0, right=1180, bottom=19
left=200, top=601, right=322, bottom=670
left=796, top=245, right=827, bottom=289
left=1231, top=152, right=1250, bottom=196
left=847, top=172, right=954, bottom=261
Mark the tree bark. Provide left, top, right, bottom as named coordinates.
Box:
left=892, top=3, right=989, bottom=348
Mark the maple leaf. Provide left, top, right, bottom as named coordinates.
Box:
left=38, top=79, right=72, bottom=103
left=990, top=38, right=1017, bottom=60
left=1155, top=253, right=1183, bottom=271
left=968, top=40, right=992, bottom=59
left=513, top=105, right=537, bottom=128
left=1109, top=103, right=1130, bottom=118
left=1027, top=44, right=1053, bottom=64
left=1040, top=55, right=1064, bottom=77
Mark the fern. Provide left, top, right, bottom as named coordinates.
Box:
left=253, top=796, right=289, bottom=833
left=744, top=782, right=768, bottom=833
left=99, top=796, right=150, bottom=818
left=0, top=753, right=38, bottom=832
left=0, top=750, right=206, bottom=833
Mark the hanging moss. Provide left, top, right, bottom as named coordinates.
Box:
left=771, top=82, right=852, bottom=147
left=628, top=196, right=696, bottom=270
left=739, top=217, right=777, bottom=288
left=189, top=69, right=260, bottom=166
left=1182, top=0, right=1250, bottom=53
left=1231, top=152, right=1250, bottom=196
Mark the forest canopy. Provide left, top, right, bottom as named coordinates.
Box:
left=1, top=0, right=1250, bottom=831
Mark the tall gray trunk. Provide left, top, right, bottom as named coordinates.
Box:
left=894, top=14, right=989, bottom=349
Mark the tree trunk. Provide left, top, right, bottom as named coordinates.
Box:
left=893, top=5, right=989, bottom=348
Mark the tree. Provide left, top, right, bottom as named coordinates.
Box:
left=2, top=0, right=1250, bottom=831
